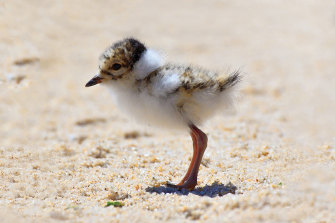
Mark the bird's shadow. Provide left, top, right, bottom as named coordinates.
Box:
left=146, top=181, right=237, bottom=197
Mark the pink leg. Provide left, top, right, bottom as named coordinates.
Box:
left=167, top=124, right=208, bottom=190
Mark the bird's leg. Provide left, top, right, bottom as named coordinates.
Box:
left=176, top=129, right=199, bottom=185
left=167, top=124, right=208, bottom=190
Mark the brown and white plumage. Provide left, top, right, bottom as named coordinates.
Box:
left=86, top=38, right=241, bottom=190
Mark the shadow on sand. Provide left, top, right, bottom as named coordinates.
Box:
left=146, top=181, right=237, bottom=198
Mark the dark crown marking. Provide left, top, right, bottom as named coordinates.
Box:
left=127, top=38, right=146, bottom=65
left=112, top=38, right=146, bottom=68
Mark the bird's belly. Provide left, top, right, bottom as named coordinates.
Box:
left=112, top=90, right=187, bottom=130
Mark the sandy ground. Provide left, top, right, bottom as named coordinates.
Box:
left=1, top=0, right=335, bottom=222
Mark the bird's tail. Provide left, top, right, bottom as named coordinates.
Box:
left=218, top=70, right=242, bottom=92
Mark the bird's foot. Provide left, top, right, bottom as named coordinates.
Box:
left=166, top=180, right=197, bottom=191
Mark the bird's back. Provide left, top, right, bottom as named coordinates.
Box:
left=137, top=64, right=240, bottom=98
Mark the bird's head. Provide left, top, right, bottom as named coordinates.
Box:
left=85, top=38, right=146, bottom=87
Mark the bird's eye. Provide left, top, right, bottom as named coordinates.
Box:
left=111, top=63, right=121, bottom=70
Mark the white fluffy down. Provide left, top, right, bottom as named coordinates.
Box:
left=133, top=49, right=163, bottom=80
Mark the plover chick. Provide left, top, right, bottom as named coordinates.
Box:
left=86, top=38, right=240, bottom=190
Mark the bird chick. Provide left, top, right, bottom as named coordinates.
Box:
left=86, top=38, right=240, bottom=190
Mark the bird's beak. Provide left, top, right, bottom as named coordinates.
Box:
left=85, top=75, right=104, bottom=87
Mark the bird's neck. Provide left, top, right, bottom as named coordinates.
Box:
left=132, top=49, right=163, bottom=80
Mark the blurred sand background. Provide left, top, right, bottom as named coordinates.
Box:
left=1, top=0, right=335, bottom=222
